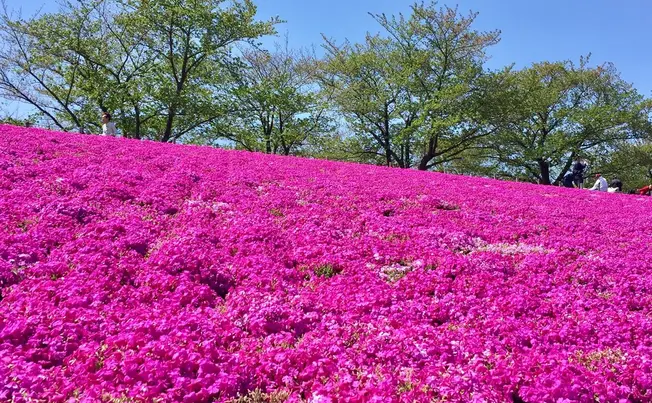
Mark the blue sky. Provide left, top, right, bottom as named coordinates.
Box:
left=253, top=0, right=652, bottom=94
left=4, top=0, right=652, bottom=96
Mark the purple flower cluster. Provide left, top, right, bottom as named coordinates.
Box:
left=0, top=124, right=651, bottom=402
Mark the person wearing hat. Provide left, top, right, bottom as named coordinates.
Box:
left=589, top=173, right=608, bottom=192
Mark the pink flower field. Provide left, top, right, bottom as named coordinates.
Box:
left=0, top=124, right=651, bottom=402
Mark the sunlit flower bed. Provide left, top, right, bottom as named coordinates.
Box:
left=1, top=125, right=650, bottom=402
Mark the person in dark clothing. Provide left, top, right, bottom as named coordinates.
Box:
left=608, top=178, right=623, bottom=193
left=563, top=171, right=576, bottom=188
left=572, top=159, right=587, bottom=189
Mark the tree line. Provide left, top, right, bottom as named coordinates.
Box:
left=1, top=0, right=651, bottom=188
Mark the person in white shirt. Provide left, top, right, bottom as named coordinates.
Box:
left=589, top=173, right=608, bottom=192
left=101, top=112, right=117, bottom=136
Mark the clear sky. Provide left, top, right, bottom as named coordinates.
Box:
left=4, top=0, right=652, bottom=95
left=254, top=0, right=652, bottom=95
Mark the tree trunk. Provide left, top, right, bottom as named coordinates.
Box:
left=418, top=154, right=433, bottom=170
left=385, top=138, right=392, bottom=166
left=538, top=159, right=551, bottom=185
left=162, top=106, right=176, bottom=142
left=264, top=128, right=272, bottom=153
left=419, top=137, right=436, bottom=171
left=552, top=153, right=576, bottom=185
left=134, top=105, right=141, bottom=140
left=383, top=104, right=391, bottom=166
left=262, top=113, right=273, bottom=153
left=404, top=140, right=410, bottom=169
left=162, top=67, right=189, bottom=142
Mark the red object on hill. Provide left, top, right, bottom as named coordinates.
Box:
left=638, top=185, right=652, bottom=195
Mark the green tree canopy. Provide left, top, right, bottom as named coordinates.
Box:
left=320, top=1, right=502, bottom=170
left=205, top=39, right=331, bottom=155
left=320, top=33, right=416, bottom=167
left=0, top=0, right=278, bottom=141
left=481, top=58, right=652, bottom=184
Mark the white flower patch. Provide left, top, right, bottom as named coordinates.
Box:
left=583, top=253, right=605, bottom=263
left=379, top=262, right=413, bottom=283
left=475, top=242, right=553, bottom=255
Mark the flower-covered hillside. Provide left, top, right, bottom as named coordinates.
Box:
left=0, top=125, right=651, bottom=402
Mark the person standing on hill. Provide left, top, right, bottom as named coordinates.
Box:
left=101, top=112, right=117, bottom=136
left=572, top=158, right=587, bottom=189
left=589, top=174, right=608, bottom=192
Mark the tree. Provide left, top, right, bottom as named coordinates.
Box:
left=371, top=2, right=501, bottom=170
left=0, top=0, right=168, bottom=135
left=320, top=1, right=501, bottom=170
left=321, top=34, right=416, bottom=167
left=0, top=0, right=278, bottom=141
left=123, top=0, right=279, bottom=142
left=207, top=39, right=331, bottom=155
left=0, top=0, right=91, bottom=132
left=482, top=58, right=652, bottom=185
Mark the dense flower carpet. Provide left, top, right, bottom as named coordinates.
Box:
left=0, top=125, right=650, bottom=402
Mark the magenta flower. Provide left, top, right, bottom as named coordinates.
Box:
left=0, top=124, right=650, bottom=402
